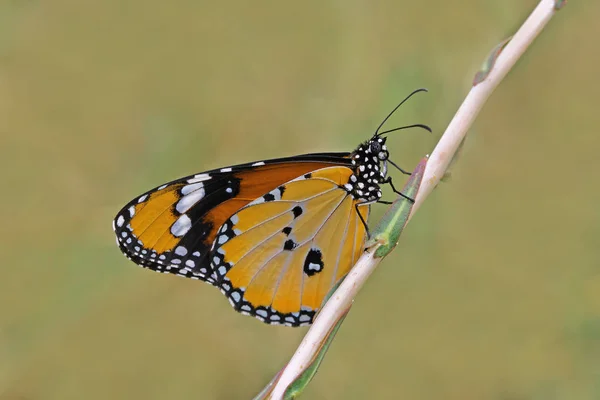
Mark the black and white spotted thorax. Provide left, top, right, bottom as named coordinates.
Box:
left=344, top=136, right=389, bottom=203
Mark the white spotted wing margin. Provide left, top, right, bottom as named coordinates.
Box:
left=209, top=166, right=369, bottom=327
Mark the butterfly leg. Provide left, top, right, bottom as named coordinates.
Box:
left=387, top=159, right=412, bottom=176
left=382, top=177, right=415, bottom=203
left=355, top=202, right=372, bottom=239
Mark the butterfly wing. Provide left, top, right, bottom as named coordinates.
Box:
left=113, top=153, right=352, bottom=283
left=210, top=166, right=369, bottom=326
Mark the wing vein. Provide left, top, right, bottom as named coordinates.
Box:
left=214, top=186, right=340, bottom=252
left=240, top=190, right=350, bottom=308
left=298, top=192, right=353, bottom=312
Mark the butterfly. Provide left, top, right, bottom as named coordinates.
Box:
left=113, top=89, right=429, bottom=327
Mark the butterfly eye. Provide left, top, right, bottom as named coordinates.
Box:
left=370, top=141, right=381, bottom=153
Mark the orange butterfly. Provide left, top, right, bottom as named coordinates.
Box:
left=113, top=89, right=429, bottom=326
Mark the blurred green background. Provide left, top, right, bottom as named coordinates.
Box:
left=1, top=1, right=599, bottom=399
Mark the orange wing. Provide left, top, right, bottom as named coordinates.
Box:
left=210, top=166, right=369, bottom=326
left=113, top=155, right=352, bottom=283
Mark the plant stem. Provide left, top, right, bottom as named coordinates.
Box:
left=268, top=1, right=564, bottom=398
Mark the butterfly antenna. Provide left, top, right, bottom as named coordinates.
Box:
left=377, top=123, right=432, bottom=136
left=374, top=88, right=428, bottom=137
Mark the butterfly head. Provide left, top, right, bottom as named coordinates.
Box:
left=369, top=136, right=389, bottom=161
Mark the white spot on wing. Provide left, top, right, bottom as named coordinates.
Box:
left=157, top=184, right=168, bottom=190
left=230, top=215, right=239, bottom=224
left=308, top=262, right=321, bottom=271
left=116, top=215, right=125, bottom=227
left=137, top=194, right=148, bottom=203
left=175, top=246, right=188, bottom=256
left=181, top=182, right=204, bottom=195
left=251, top=161, right=266, bottom=166
left=218, top=235, right=228, bottom=245
left=256, top=309, right=268, bottom=318
left=269, top=187, right=283, bottom=200
left=128, top=206, right=135, bottom=217
left=220, top=167, right=232, bottom=173
left=299, top=314, right=311, bottom=322
left=176, top=188, right=205, bottom=213
left=188, top=174, right=211, bottom=183
left=171, top=215, right=192, bottom=237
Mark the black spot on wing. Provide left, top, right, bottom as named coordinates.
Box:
left=282, top=227, right=292, bottom=236
left=263, top=193, right=275, bottom=202
left=303, top=248, right=324, bottom=276
left=292, top=206, right=303, bottom=218
left=283, top=239, right=297, bottom=251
